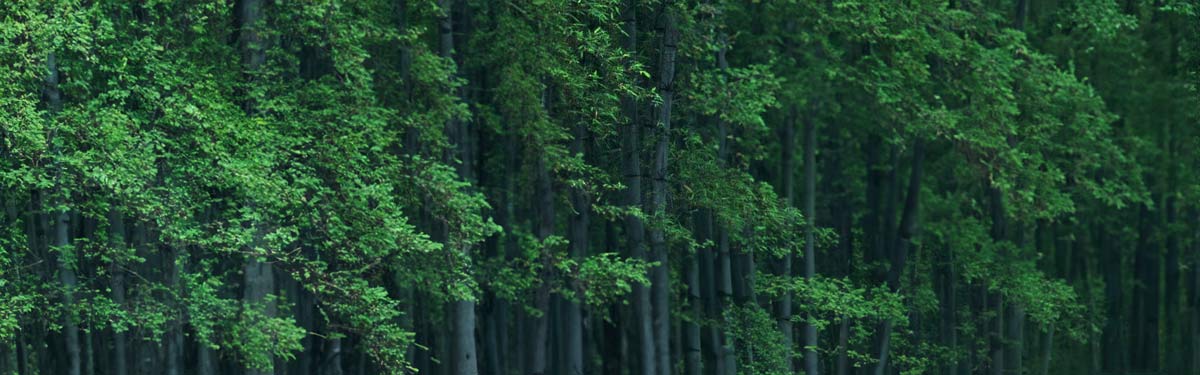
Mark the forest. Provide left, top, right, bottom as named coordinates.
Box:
left=0, top=0, right=1198, bottom=375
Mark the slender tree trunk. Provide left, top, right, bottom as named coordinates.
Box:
left=649, top=3, right=678, bottom=374
left=1165, top=196, right=1181, bottom=373
left=872, top=139, right=924, bottom=375
left=44, top=49, right=82, bottom=375
left=1040, top=324, right=1054, bottom=375
left=694, top=209, right=723, bottom=375
left=1099, top=222, right=1124, bottom=372
left=696, top=208, right=725, bottom=375
left=566, top=122, right=589, bottom=375
left=1192, top=220, right=1200, bottom=375
left=863, top=135, right=884, bottom=275
left=244, top=228, right=277, bottom=375
left=603, top=221, right=627, bottom=375
left=1131, top=203, right=1159, bottom=371
left=620, top=1, right=655, bottom=374
left=530, top=155, right=554, bottom=375
left=16, top=330, right=27, bottom=375
left=714, top=121, right=737, bottom=375
left=713, top=32, right=737, bottom=375
left=238, top=0, right=277, bottom=373
left=107, top=209, right=130, bottom=375
left=84, top=329, right=93, bottom=375
left=1082, top=246, right=1101, bottom=374
left=131, top=223, right=159, bottom=375
left=197, top=209, right=221, bottom=375
left=684, top=234, right=702, bottom=375
left=935, top=214, right=959, bottom=375
left=801, top=109, right=819, bottom=375
left=504, top=116, right=522, bottom=375
left=165, top=244, right=183, bottom=375
left=987, top=188, right=1006, bottom=375
left=1190, top=209, right=1200, bottom=375
left=477, top=115, right=502, bottom=375
left=0, top=198, right=14, bottom=375
left=778, top=107, right=797, bottom=374
left=54, top=207, right=80, bottom=375
left=324, top=336, right=344, bottom=375
left=1005, top=304, right=1024, bottom=374
left=0, top=336, right=7, bottom=375
left=435, top=1, right=481, bottom=373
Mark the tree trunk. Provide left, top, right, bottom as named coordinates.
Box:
left=566, top=121, right=589, bottom=375
left=696, top=210, right=725, bottom=375
left=1099, top=222, right=1124, bottom=372
left=684, top=232, right=702, bottom=375
left=1006, top=304, right=1024, bottom=374
left=713, top=114, right=738, bottom=375
left=435, top=0, right=480, bottom=373
left=1165, top=196, right=1181, bottom=373
left=1131, top=204, right=1159, bottom=371
left=778, top=106, right=797, bottom=374
left=54, top=208, right=80, bottom=375
left=649, top=3, right=678, bottom=374
left=1192, top=220, right=1200, bottom=375
left=165, top=244, right=183, bottom=375
left=988, top=188, right=1006, bottom=375
left=603, top=220, right=628, bottom=375
left=238, top=0, right=277, bottom=373
left=801, top=108, right=819, bottom=375
left=937, top=239, right=959, bottom=375
left=863, top=135, right=884, bottom=276
left=107, top=209, right=129, bottom=375
left=530, top=155, right=554, bottom=375
left=324, top=336, right=344, bottom=375
left=872, top=139, right=924, bottom=375
left=44, top=49, right=82, bottom=375
left=620, top=1, right=655, bottom=374
left=712, top=32, right=737, bottom=375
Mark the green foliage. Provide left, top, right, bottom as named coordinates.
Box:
left=570, top=252, right=652, bottom=307
left=760, top=274, right=907, bottom=332
left=231, top=301, right=306, bottom=371
left=724, top=304, right=793, bottom=375
left=0, top=0, right=1195, bottom=374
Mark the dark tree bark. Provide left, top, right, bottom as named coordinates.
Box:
left=683, top=216, right=702, bottom=375
left=1099, top=222, right=1124, bottom=372
left=603, top=221, right=628, bottom=375
left=54, top=207, right=80, bottom=375
left=435, top=1, right=481, bottom=373
left=1191, top=210, right=1200, bottom=375
left=828, top=135, right=853, bottom=375
left=714, top=113, right=737, bottom=375
left=801, top=109, right=819, bottom=375
left=237, top=0, right=278, bottom=373
left=165, top=243, right=183, bottom=375
left=324, top=336, right=344, bottom=375
left=1005, top=303, right=1025, bottom=373
left=872, top=139, right=924, bottom=375
left=620, top=1, right=656, bottom=374
left=694, top=209, right=723, bottom=375
left=566, top=120, right=589, bottom=375
left=778, top=107, right=797, bottom=374
left=863, top=135, right=884, bottom=273
left=107, top=210, right=129, bottom=375
left=988, top=188, right=1006, bottom=375
left=1131, top=204, right=1159, bottom=371
left=713, top=32, right=737, bottom=375
left=648, top=2, right=678, bottom=374
left=529, top=155, right=554, bottom=375
left=1165, top=196, right=1181, bottom=373
left=43, top=49, right=82, bottom=375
